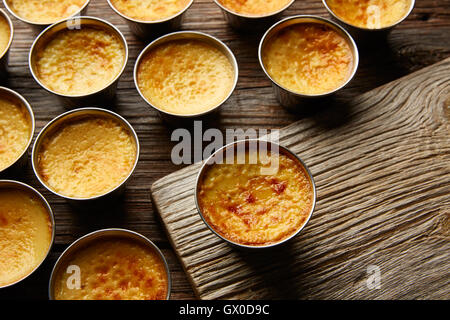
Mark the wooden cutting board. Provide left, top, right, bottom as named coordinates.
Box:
left=151, top=58, right=450, bottom=300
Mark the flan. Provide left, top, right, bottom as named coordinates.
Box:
left=218, top=0, right=292, bottom=16
left=34, top=27, right=125, bottom=96
left=53, top=238, right=168, bottom=300
left=5, top=0, right=88, bottom=24
left=262, top=22, right=354, bottom=95
left=198, top=150, right=314, bottom=246
left=0, top=13, right=10, bottom=56
left=0, top=95, right=32, bottom=171
left=326, top=0, right=410, bottom=29
left=109, top=0, right=190, bottom=21
left=137, top=39, right=234, bottom=115
left=0, top=187, right=52, bottom=287
left=36, top=115, right=137, bottom=199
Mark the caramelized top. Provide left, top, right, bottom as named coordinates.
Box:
left=262, top=22, right=354, bottom=95
left=54, top=238, right=168, bottom=300
left=218, top=0, right=291, bottom=16
left=326, top=0, right=410, bottom=29
left=110, top=0, right=190, bottom=21
left=198, top=150, right=314, bottom=246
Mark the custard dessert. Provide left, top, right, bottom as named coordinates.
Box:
left=137, top=39, right=234, bottom=115
left=0, top=13, right=10, bottom=56
left=0, top=95, right=32, bottom=171
left=36, top=115, right=137, bottom=199
left=34, top=27, right=125, bottom=96
left=0, top=187, right=52, bottom=287
left=110, top=0, right=190, bottom=21
left=326, top=0, right=410, bottom=29
left=53, top=238, right=168, bottom=300
left=5, top=0, right=88, bottom=24
left=218, top=0, right=292, bottom=16
left=198, top=149, right=314, bottom=246
left=262, top=22, right=354, bottom=95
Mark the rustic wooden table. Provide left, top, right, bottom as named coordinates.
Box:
left=0, top=0, right=449, bottom=300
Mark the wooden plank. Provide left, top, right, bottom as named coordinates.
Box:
left=0, top=0, right=449, bottom=300
left=151, top=58, right=450, bottom=300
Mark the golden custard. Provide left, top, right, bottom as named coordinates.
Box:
left=0, top=188, right=52, bottom=287
left=262, top=23, right=353, bottom=95
left=137, top=39, right=234, bottom=115
left=54, top=238, right=168, bottom=300
left=0, top=96, right=31, bottom=171
left=6, top=0, right=87, bottom=24
left=198, top=150, right=314, bottom=246
left=34, top=27, right=125, bottom=96
left=326, top=0, right=410, bottom=29
left=218, top=0, right=291, bottom=16
left=0, top=14, right=10, bottom=56
left=37, top=116, right=136, bottom=199
left=110, top=0, right=190, bottom=21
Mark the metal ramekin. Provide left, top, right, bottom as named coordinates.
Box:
left=0, top=179, right=55, bottom=289
left=195, top=139, right=317, bottom=250
left=107, top=0, right=193, bottom=39
left=0, top=87, right=35, bottom=177
left=134, top=31, right=239, bottom=124
left=31, top=108, right=140, bottom=204
left=49, top=228, right=171, bottom=300
left=0, top=9, right=13, bottom=80
left=214, top=0, right=295, bottom=30
left=29, top=16, right=129, bottom=108
left=259, top=15, right=359, bottom=109
left=3, top=0, right=90, bottom=30
left=322, top=0, right=415, bottom=39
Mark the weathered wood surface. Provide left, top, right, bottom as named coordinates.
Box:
left=0, top=0, right=449, bottom=299
left=152, top=58, right=450, bottom=300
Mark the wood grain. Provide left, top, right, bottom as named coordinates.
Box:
left=0, top=0, right=449, bottom=300
left=151, top=58, right=450, bottom=300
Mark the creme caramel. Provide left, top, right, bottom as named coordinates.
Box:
left=36, top=115, right=136, bottom=199
left=110, top=0, right=190, bottom=21
left=326, top=0, right=410, bottom=29
left=5, top=0, right=87, bottom=24
left=218, top=0, right=291, bottom=16
left=262, top=22, right=354, bottom=95
left=53, top=238, right=168, bottom=300
left=0, top=14, right=10, bottom=56
left=0, top=95, right=32, bottom=171
left=34, top=27, right=125, bottom=96
left=198, top=150, right=314, bottom=246
left=137, top=39, right=234, bottom=115
left=0, top=187, right=52, bottom=287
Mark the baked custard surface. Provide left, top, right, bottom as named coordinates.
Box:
left=0, top=14, right=10, bottom=56
left=37, top=116, right=136, bottom=199
left=262, top=23, right=354, bottom=95
left=137, top=39, right=234, bottom=115
left=6, top=0, right=87, bottom=24
left=326, top=0, right=410, bottom=28
left=218, top=0, right=291, bottom=16
left=110, top=0, right=190, bottom=21
left=198, top=151, right=314, bottom=246
left=54, top=238, right=168, bottom=300
left=35, top=27, right=125, bottom=96
left=0, top=96, right=31, bottom=171
left=0, top=188, right=52, bottom=287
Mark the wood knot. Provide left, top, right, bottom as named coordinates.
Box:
left=437, top=212, right=450, bottom=238
left=444, top=95, right=450, bottom=121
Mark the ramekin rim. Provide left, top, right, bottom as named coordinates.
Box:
left=194, top=138, right=317, bottom=250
